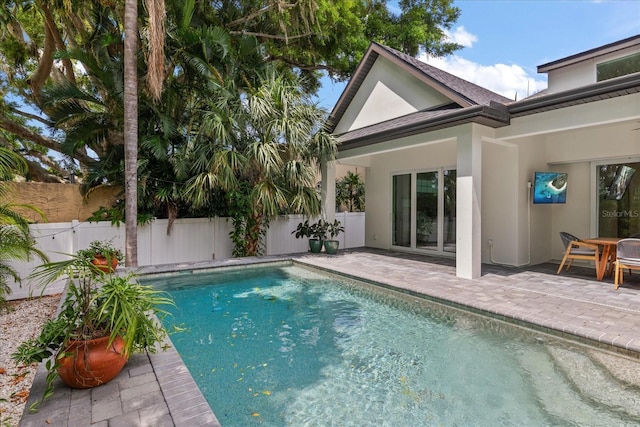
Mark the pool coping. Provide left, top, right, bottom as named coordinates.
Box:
left=294, top=259, right=640, bottom=359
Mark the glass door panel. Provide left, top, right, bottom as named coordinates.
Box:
left=597, top=162, right=640, bottom=237
left=443, top=169, right=457, bottom=253
left=392, top=174, right=411, bottom=247
left=416, top=172, right=438, bottom=250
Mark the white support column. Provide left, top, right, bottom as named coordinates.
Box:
left=456, top=126, right=482, bottom=279
left=321, top=160, right=336, bottom=222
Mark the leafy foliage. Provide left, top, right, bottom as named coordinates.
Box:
left=325, top=219, right=345, bottom=240
left=336, top=171, right=365, bottom=212
left=76, top=239, right=124, bottom=264
left=0, top=0, right=460, bottom=244
left=13, top=252, right=173, bottom=405
left=227, top=182, right=267, bottom=257
left=0, top=147, right=48, bottom=308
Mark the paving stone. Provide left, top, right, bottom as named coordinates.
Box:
left=138, top=400, right=170, bottom=418
left=90, top=381, right=120, bottom=402
left=106, top=410, right=140, bottom=426
left=91, top=396, right=122, bottom=423
left=118, top=372, right=158, bottom=390
left=121, top=389, right=164, bottom=413
left=128, top=362, right=154, bottom=377
left=171, top=402, right=216, bottom=424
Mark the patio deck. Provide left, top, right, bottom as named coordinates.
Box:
left=18, top=248, right=640, bottom=426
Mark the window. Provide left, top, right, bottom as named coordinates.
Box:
left=596, top=52, right=640, bottom=82
left=597, top=162, right=640, bottom=237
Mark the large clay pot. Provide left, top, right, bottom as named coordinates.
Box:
left=57, top=335, right=127, bottom=389
left=91, top=255, right=118, bottom=273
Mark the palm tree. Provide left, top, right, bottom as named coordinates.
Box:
left=185, top=70, right=338, bottom=256
left=0, top=147, right=48, bottom=308
left=124, top=0, right=166, bottom=266
left=123, top=0, right=138, bottom=267
left=336, top=171, right=365, bottom=212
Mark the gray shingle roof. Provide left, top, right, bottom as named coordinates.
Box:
left=374, top=43, right=513, bottom=107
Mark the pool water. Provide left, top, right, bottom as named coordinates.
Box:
left=148, top=264, right=640, bottom=426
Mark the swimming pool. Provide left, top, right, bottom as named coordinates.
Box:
left=147, top=263, right=640, bottom=426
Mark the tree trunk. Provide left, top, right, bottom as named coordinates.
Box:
left=124, top=0, right=138, bottom=267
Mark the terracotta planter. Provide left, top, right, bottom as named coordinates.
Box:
left=91, top=255, right=118, bottom=273
left=57, top=335, right=127, bottom=389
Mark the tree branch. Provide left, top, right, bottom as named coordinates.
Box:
left=229, top=30, right=314, bottom=41
left=39, top=1, right=76, bottom=85
left=0, top=113, right=95, bottom=167
left=8, top=106, right=52, bottom=127
left=267, top=54, right=343, bottom=75
left=28, top=18, right=54, bottom=101
left=226, top=3, right=297, bottom=28
left=25, top=149, right=68, bottom=177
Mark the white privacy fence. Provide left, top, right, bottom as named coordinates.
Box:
left=7, top=212, right=365, bottom=300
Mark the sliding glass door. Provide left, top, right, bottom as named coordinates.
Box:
left=443, top=169, right=457, bottom=252
left=416, top=172, right=438, bottom=250
left=392, top=169, right=456, bottom=253
left=392, top=174, right=412, bottom=247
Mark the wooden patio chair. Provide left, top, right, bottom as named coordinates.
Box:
left=557, top=232, right=600, bottom=278
left=614, top=238, right=640, bottom=289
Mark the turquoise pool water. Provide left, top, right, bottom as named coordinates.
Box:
left=147, top=264, right=640, bottom=426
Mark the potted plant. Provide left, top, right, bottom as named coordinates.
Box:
left=12, top=249, right=173, bottom=406
left=76, top=239, right=124, bottom=273
left=310, top=220, right=328, bottom=253
left=323, top=220, right=344, bottom=254
left=292, top=219, right=326, bottom=253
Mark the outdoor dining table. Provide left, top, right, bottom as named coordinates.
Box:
left=582, top=237, right=622, bottom=281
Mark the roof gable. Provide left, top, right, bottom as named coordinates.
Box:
left=328, top=42, right=512, bottom=133
left=334, top=55, right=454, bottom=133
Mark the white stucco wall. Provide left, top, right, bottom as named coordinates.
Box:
left=481, top=139, right=521, bottom=265
left=546, top=44, right=640, bottom=93
left=334, top=56, right=451, bottom=134
left=548, top=161, right=592, bottom=260
left=546, top=122, right=639, bottom=164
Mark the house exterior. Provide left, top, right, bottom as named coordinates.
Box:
left=324, top=35, right=640, bottom=279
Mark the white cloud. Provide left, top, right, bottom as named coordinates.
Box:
left=443, top=26, right=477, bottom=48
left=420, top=25, right=548, bottom=101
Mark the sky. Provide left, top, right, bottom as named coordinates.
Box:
left=314, top=0, right=640, bottom=109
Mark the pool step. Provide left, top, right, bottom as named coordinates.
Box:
left=516, top=343, right=640, bottom=425
left=547, top=345, right=640, bottom=420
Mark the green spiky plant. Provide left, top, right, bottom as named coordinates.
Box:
left=12, top=250, right=173, bottom=408
left=0, top=148, right=48, bottom=309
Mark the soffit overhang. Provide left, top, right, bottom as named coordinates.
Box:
left=538, top=34, right=640, bottom=73
left=508, top=74, right=640, bottom=118
left=337, top=104, right=510, bottom=151
left=335, top=74, right=640, bottom=152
